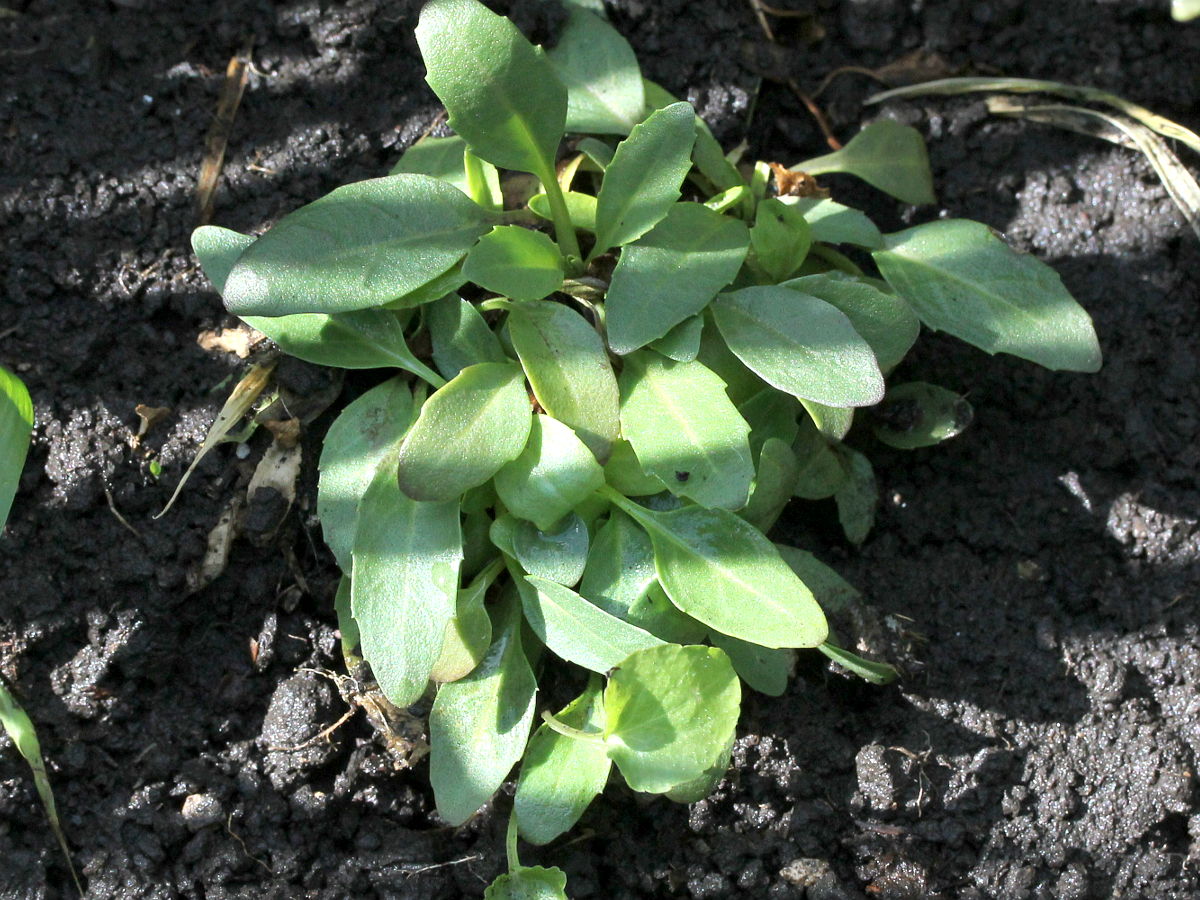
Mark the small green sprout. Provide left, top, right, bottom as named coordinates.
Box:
left=189, top=1, right=1102, bottom=893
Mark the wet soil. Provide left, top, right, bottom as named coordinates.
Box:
left=3, top=0, right=1200, bottom=897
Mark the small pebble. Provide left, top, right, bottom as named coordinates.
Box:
left=181, top=793, right=224, bottom=830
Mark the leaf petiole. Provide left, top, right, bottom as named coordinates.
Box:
left=540, top=710, right=605, bottom=745
left=538, top=169, right=583, bottom=271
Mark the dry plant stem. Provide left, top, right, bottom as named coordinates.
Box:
left=197, top=42, right=252, bottom=225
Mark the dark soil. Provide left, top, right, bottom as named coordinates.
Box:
left=3, top=0, right=1200, bottom=897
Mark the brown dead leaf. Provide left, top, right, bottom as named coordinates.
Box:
left=769, top=163, right=830, bottom=199
left=197, top=325, right=260, bottom=359
left=197, top=42, right=252, bottom=225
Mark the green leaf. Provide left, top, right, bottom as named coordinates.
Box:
left=351, top=456, right=463, bottom=707
left=819, top=643, right=898, bottom=685
left=605, top=202, right=749, bottom=354
left=513, top=514, right=589, bottom=587
left=430, top=592, right=538, bottom=825
left=783, top=273, right=920, bottom=372
left=547, top=6, right=645, bottom=135
left=709, top=632, right=795, bottom=697
left=604, top=644, right=740, bottom=794
left=397, top=362, right=532, bottom=501
left=0, top=366, right=32, bottom=528
left=714, top=286, right=885, bottom=408
left=834, top=446, right=876, bottom=545
left=740, top=436, right=799, bottom=533
left=222, top=175, right=493, bottom=316
left=643, top=79, right=744, bottom=192
left=464, top=149, right=504, bottom=211
left=484, top=866, right=568, bottom=900
left=243, top=311, right=445, bottom=385
left=318, top=378, right=414, bottom=570
left=738, top=389, right=800, bottom=461
left=607, top=493, right=828, bottom=648
left=494, top=414, right=605, bottom=531
left=618, top=353, right=754, bottom=510
left=874, top=219, right=1102, bottom=372
left=529, top=190, right=597, bottom=232
left=664, top=733, right=734, bottom=803
left=590, top=102, right=697, bottom=258
left=515, top=681, right=612, bottom=845
left=431, top=560, right=499, bottom=683
left=334, top=576, right=361, bottom=665
left=389, top=134, right=489, bottom=201
left=575, top=137, right=615, bottom=169
left=489, top=514, right=520, bottom=559
left=792, top=419, right=847, bottom=500
left=427, top=294, right=508, bottom=381
left=416, top=0, right=565, bottom=179
left=463, top=226, right=565, bottom=302
left=191, top=224, right=253, bottom=292
left=601, top=439, right=666, bottom=496
left=508, top=300, right=620, bottom=461
left=650, top=315, right=704, bottom=362
left=695, top=319, right=767, bottom=406
left=1175, top=0, right=1200, bottom=21
left=749, top=198, right=812, bottom=282
left=520, top=576, right=665, bottom=673
left=382, top=263, right=469, bottom=312
left=785, top=197, right=883, bottom=249
left=873, top=381, right=974, bottom=449
left=800, top=399, right=854, bottom=442
left=581, top=510, right=705, bottom=644
left=797, top=119, right=935, bottom=205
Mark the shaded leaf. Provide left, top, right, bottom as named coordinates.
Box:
left=740, top=436, right=799, bottom=533
left=601, top=439, right=666, bottom=497
left=834, top=446, right=876, bottom=545
left=547, top=7, right=644, bottom=135
left=0, top=366, right=32, bottom=528
left=650, top=315, right=704, bottom=362
left=709, top=632, right=794, bottom=697
left=796, top=119, right=935, bottom=205
left=513, top=514, right=589, bottom=587
left=431, top=560, right=500, bottom=683
left=463, top=226, right=565, bottom=302
left=749, top=198, right=811, bottom=282
left=784, top=196, right=883, bottom=248
left=427, top=294, right=508, bottom=381
left=495, top=414, right=605, bottom=531
left=873, top=381, right=973, bottom=449
left=484, top=866, right=568, bottom=900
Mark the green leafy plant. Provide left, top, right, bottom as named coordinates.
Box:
left=190, top=1, right=1101, bottom=893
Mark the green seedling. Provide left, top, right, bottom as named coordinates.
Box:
left=189, top=1, right=1101, bottom=893
left=0, top=366, right=82, bottom=893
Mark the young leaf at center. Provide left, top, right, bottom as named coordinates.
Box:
left=463, top=226, right=565, bottom=302
left=494, top=414, right=605, bottom=531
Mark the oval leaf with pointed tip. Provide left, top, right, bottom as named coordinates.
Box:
left=463, top=226, right=564, bottom=302
left=351, top=458, right=463, bottom=708
left=709, top=631, right=795, bottom=697
left=547, top=6, right=645, bottom=135
left=619, top=353, right=754, bottom=510
left=834, top=446, right=876, bottom=545
left=796, top=119, right=935, bottom=205
left=417, top=0, right=565, bottom=179
left=610, top=495, right=828, bottom=649
left=591, top=102, right=696, bottom=258
left=427, top=294, right=508, bottom=381
left=603, top=644, right=740, bottom=794
left=192, top=224, right=253, bottom=292
left=650, top=315, right=704, bottom=362
left=223, top=175, right=492, bottom=316
left=873, top=381, right=974, bottom=449
left=874, top=218, right=1102, bottom=372
left=783, top=273, right=919, bottom=373
left=515, top=682, right=612, bottom=845
left=431, top=562, right=499, bottom=683
left=495, top=415, right=605, bottom=531
left=513, top=514, right=589, bottom=587
left=430, top=593, right=537, bottom=826
left=784, top=196, right=883, bottom=248
left=318, top=378, right=413, bottom=571
left=714, top=286, right=885, bottom=408
left=0, top=366, right=32, bottom=528
left=520, top=576, right=665, bottom=673
left=508, top=300, right=619, bottom=461
left=749, top=198, right=812, bottom=282
left=605, top=202, right=748, bottom=355
left=397, top=363, right=531, bottom=501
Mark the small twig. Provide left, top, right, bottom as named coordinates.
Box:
left=226, top=812, right=273, bottom=874
left=401, top=854, right=484, bottom=877
left=267, top=706, right=356, bottom=753
left=103, top=488, right=143, bottom=540
left=812, top=65, right=889, bottom=100
left=745, top=0, right=775, bottom=42
left=787, top=79, right=842, bottom=150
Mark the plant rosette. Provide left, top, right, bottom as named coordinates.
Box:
left=190, top=0, right=1102, bottom=894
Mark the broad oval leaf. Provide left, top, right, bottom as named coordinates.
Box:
left=351, top=459, right=463, bottom=707
left=244, top=310, right=445, bottom=384
left=417, top=0, right=565, bottom=179
left=515, top=681, right=611, bottom=845
left=650, top=315, right=704, bottom=362
left=520, top=576, right=665, bottom=673
left=484, top=867, right=568, bottom=900
left=463, top=226, right=565, bottom=302
left=873, top=219, right=1102, bottom=372
left=834, top=446, right=876, bottom=545
left=430, top=592, right=537, bottom=826
left=714, top=286, right=885, bottom=408
left=223, top=175, right=493, bottom=316
left=783, top=272, right=920, bottom=372
left=603, top=644, right=740, bottom=794
left=642, top=79, right=744, bottom=192
left=873, top=381, right=973, bottom=449
left=619, top=353, right=754, bottom=510
left=0, top=366, right=32, bottom=528
left=605, top=202, right=749, bottom=355
left=513, top=514, right=589, bottom=587
left=494, top=414, right=605, bottom=531
left=397, top=362, right=532, bottom=501
left=749, top=198, right=812, bottom=282
left=591, top=102, right=697, bottom=258
left=317, top=378, right=413, bottom=570
left=709, top=632, right=795, bottom=697
left=192, top=224, right=253, bottom=292
left=529, top=190, right=597, bottom=232
left=796, top=119, right=935, bottom=205
left=427, top=294, right=508, bottom=381
left=610, top=495, right=828, bottom=649
left=508, top=300, right=620, bottom=461
left=547, top=7, right=645, bottom=135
